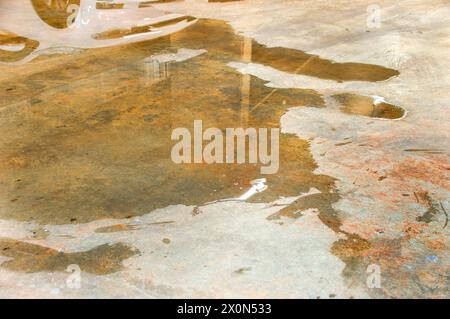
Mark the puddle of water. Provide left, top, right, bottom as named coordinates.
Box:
left=0, top=238, right=138, bottom=274
left=95, top=224, right=141, bottom=233
left=0, top=14, right=401, bottom=286
left=92, top=16, right=196, bottom=40
left=0, top=4, right=404, bottom=286
left=332, top=93, right=405, bottom=119
left=139, top=1, right=177, bottom=8
left=250, top=46, right=398, bottom=83
left=96, top=2, right=125, bottom=10
left=0, top=18, right=346, bottom=224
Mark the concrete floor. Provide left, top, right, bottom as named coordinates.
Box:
left=0, top=0, right=448, bottom=298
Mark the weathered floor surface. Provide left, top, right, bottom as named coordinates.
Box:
left=0, top=0, right=448, bottom=298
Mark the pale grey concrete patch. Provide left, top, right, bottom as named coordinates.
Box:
left=0, top=199, right=368, bottom=298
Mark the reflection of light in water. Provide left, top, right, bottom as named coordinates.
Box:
left=123, top=30, right=161, bottom=39
left=0, top=18, right=401, bottom=224
left=0, top=1, right=197, bottom=65
left=238, top=178, right=267, bottom=200
left=143, top=58, right=170, bottom=84
left=141, top=48, right=207, bottom=84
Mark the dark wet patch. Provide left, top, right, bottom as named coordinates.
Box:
left=0, top=18, right=350, bottom=224
left=404, top=148, right=447, bottom=154
left=92, top=16, right=197, bottom=40
left=96, top=2, right=125, bottom=10
left=234, top=266, right=251, bottom=274
left=331, top=234, right=371, bottom=260
left=0, top=238, right=138, bottom=274
left=416, top=205, right=438, bottom=223
left=95, top=224, right=140, bottom=233
left=148, top=220, right=175, bottom=225
left=267, top=193, right=342, bottom=231
left=0, top=16, right=404, bottom=292
left=266, top=204, right=304, bottom=220
left=251, top=48, right=398, bottom=82
left=0, top=10, right=428, bottom=291
left=335, top=141, right=352, bottom=146
left=332, top=93, right=404, bottom=119
left=414, top=192, right=443, bottom=224
left=139, top=0, right=178, bottom=6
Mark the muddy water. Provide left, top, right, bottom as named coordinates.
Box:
left=0, top=10, right=403, bottom=284
left=332, top=93, right=405, bottom=119
left=0, top=17, right=400, bottom=225
left=0, top=238, right=138, bottom=274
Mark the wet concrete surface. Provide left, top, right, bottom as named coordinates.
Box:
left=0, top=0, right=448, bottom=298
left=0, top=15, right=398, bottom=225
left=331, top=93, right=405, bottom=119
left=0, top=238, right=138, bottom=274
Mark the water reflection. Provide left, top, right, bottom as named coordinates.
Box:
left=332, top=93, right=405, bottom=119
left=0, top=6, right=399, bottom=225
left=0, top=0, right=196, bottom=64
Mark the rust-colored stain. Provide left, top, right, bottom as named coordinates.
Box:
left=0, top=7, right=408, bottom=291
left=95, top=223, right=141, bottom=233
left=0, top=238, right=138, bottom=274
left=0, top=18, right=399, bottom=225
left=96, top=2, right=125, bottom=10
left=92, top=16, right=197, bottom=40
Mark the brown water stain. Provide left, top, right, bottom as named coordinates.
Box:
left=252, top=49, right=398, bottom=82
left=0, top=238, right=138, bottom=274
left=332, top=93, right=404, bottom=119
left=404, top=148, right=447, bottom=154
left=0, top=18, right=356, bottom=224
left=0, top=16, right=399, bottom=283
left=0, top=11, right=402, bottom=292
left=332, top=93, right=405, bottom=119
left=95, top=223, right=141, bottom=233
left=139, top=1, right=178, bottom=8
left=93, top=16, right=197, bottom=40
left=96, top=2, right=125, bottom=10
left=414, top=191, right=442, bottom=224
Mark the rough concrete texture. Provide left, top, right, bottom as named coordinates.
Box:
left=0, top=0, right=448, bottom=298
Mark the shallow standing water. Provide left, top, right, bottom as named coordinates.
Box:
left=0, top=12, right=399, bottom=225
left=0, top=1, right=408, bottom=284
